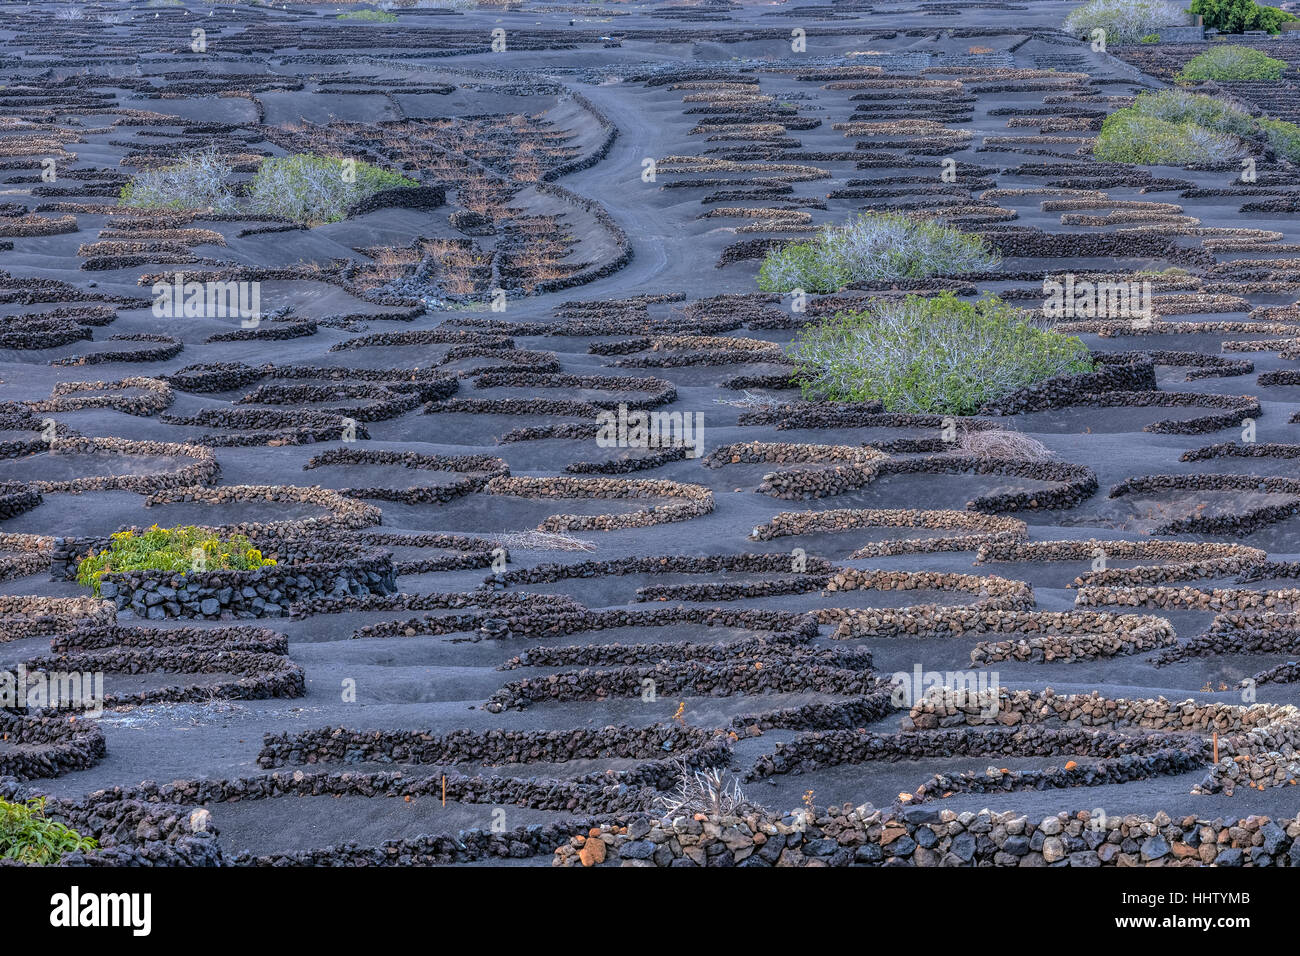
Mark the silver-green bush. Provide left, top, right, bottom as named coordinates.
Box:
left=1127, top=89, right=1258, bottom=137
left=246, top=154, right=417, bottom=225
left=1094, top=112, right=1243, bottom=164
left=119, top=150, right=236, bottom=213
left=756, top=213, right=999, bottom=294
left=1063, top=0, right=1192, bottom=43
left=789, top=293, right=1093, bottom=415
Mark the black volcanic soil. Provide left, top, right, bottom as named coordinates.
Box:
left=3, top=0, right=1300, bottom=867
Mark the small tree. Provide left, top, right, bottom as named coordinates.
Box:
left=1188, top=0, right=1297, bottom=33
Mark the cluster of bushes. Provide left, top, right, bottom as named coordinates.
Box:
left=1063, top=0, right=1295, bottom=40
left=1096, top=88, right=1300, bottom=164
left=76, top=525, right=277, bottom=596
left=1095, top=111, right=1243, bottom=164
left=1189, top=0, right=1297, bottom=33
left=788, top=292, right=1094, bottom=415
left=756, top=213, right=999, bottom=294
left=1063, top=0, right=1192, bottom=43
left=1177, top=44, right=1289, bottom=81
left=121, top=150, right=417, bottom=225
left=338, top=8, right=399, bottom=20
left=0, top=798, right=97, bottom=865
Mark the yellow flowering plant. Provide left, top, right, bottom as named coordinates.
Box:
left=76, top=525, right=276, bottom=596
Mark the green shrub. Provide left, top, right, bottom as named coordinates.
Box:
left=1126, top=88, right=1258, bottom=136
left=756, top=213, right=999, bottom=294
left=1260, top=117, right=1300, bottom=160
left=1062, top=0, right=1192, bottom=44
left=1177, top=44, right=1289, bottom=81
left=788, top=292, right=1094, bottom=415
left=1094, top=111, right=1243, bottom=164
left=1188, top=0, right=1297, bottom=33
left=0, top=798, right=98, bottom=865
left=1254, top=2, right=1298, bottom=30
left=119, top=149, right=236, bottom=213
left=1141, top=33, right=1162, bottom=41
left=338, top=9, right=398, bottom=20
left=247, top=153, right=417, bottom=225
left=76, top=525, right=277, bottom=596
left=1100, top=88, right=1300, bottom=166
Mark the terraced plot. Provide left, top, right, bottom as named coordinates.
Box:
left=2, top=0, right=1300, bottom=875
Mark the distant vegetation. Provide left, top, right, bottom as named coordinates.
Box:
left=1126, top=88, right=1259, bottom=135
left=338, top=9, right=399, bottom=20
left=788, top=292, right=1093, bottom=415
left=1095, top=111, right=1243, bottom=164
left=1063, top=0, right=1191, bottom=44
left=1188, top=0, right=1297, bottom=33
left=1260, top=116, right=1300, bottom=161
left=119, top=149, right=237, bottom=214
left=1096, top=88, right=1300, bottom=165
left=120, top=151, right=416, bottom=224
left=756, top=213, right=999, bottom=294
left=1176, top=45, right=1288, bottom=82
left=247, top=154, right=417, bottom=224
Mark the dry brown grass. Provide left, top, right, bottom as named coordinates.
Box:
left=953, top=429, right=1057, bottom=462
left=490, top=530, right=596, bottom=552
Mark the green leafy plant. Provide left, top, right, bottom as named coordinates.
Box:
left=756, top=212, right=999, bottom=294
left=1062, top=0, right=1192, bottom=44
left=76, top=525, right=277, bottom=596
left=0, top=798, right=98, bottom=865
left=246, top=154, right=417, bottom=225
left=788, top=292, right=1094, bottom=415
left=1188, top=0, right=1297, bottom=33
left=1141, top=32, right=1162, bottom=41
left=338, top=9, right=398, bottom=20
left=1176, top=44, right=1288, bottom=81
